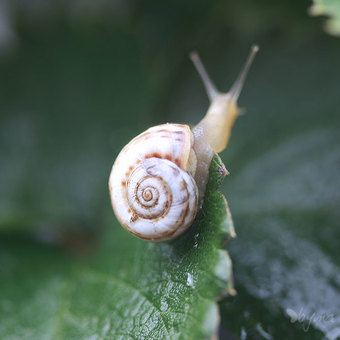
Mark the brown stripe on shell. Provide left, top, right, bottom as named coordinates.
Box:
left=172, top=129, right=186, bottom=134
left=117, top=221, right=168, bottom=241
left=128, top=221, right=182, bottom=241
left=114, top=124, right=196, bottom=241
left=178, top=180, right=190, bottom=204
left=176, top=202, right=191, bottom=227
left=181, top=179, right=188, bottom=191
left=123, top=159, right=143, bottom=179
left=142, top=189, right=153, bottom=202
left=170, top=164, right=180, bottom=176
left=130, top=213, right=138, bottom=223
left=122, top=124, right=191, bottom=173
left=130, top=175, right=172, bottom=220
left=133, top=184, right=159, bottom=209
left=131, top=127, right=171, bottom=141
left=145, top=152, right=162, bottom=159
left=174, top=159, right=181, bottom=167
left=123, top=177, right=197, bottom=241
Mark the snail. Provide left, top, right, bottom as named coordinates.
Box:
left=109, top=46, right=259, bottom=241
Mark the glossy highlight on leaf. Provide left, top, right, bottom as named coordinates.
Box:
left=309, top=0, right=340, bottom=36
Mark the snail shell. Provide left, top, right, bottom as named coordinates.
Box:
left=109, top=46, right=259, bottom=241
left=109, top=124, right=199, bottom=241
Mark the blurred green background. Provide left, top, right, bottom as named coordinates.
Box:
left=0, top=0, right=339, bottom=339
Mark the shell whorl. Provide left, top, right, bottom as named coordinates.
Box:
left=109, top=124, right=199, bottom=241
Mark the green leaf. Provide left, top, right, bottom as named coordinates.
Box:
left=208, top=18, right=340, bottom=340
left=0, top=10, right=235, bottom=339
left=0, top=155, right=235, bottom=339
left=309, top=0, right=340, bottom=36
left=219, top=127, right=340, bottom=339
left=1, top=1, right=340, bottom=338
left=147, top=2, right=340, bottom=336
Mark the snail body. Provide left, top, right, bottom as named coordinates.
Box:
left=109, top=46, right=259, bottom=241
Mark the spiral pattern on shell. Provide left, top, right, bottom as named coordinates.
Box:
left=109, top=124, right=199, bottom=241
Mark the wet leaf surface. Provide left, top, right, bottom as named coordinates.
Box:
left=0, top=1, right=339, bottom=339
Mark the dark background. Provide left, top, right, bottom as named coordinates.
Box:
left=0, top=1, right=339, bottom=339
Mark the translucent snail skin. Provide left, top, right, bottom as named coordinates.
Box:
left=109, top=46, right=259, bottom=241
